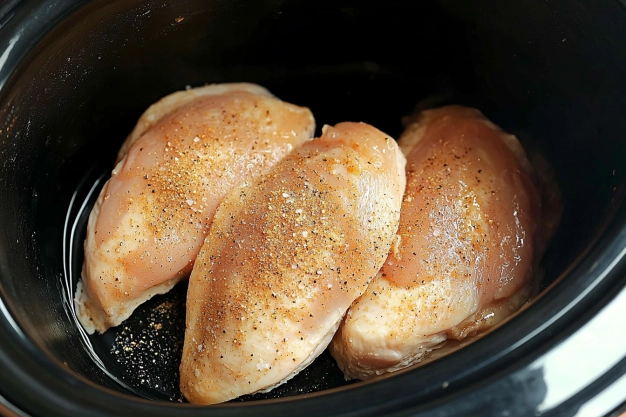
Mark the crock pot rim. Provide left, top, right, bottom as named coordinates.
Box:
left=1, top=0, right=626, bottom=415
left=0, top=0, right=90, bottom=92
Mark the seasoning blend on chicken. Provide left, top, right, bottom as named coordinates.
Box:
left=330, top=105, right=554, bottom=380
left=75, top=83, right=315, bottom=334
left=180, top=122, right=406, bottom=404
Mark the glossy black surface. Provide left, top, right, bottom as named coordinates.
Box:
left=0, top=0, right=625, bottom=416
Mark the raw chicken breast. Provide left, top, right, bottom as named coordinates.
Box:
left=115, top=83, right=275, bottom=163
left=330, top=105, right=554, bottom=380
left=180, top=122, right=406, bottom=404
left=75, top=83, right=315, bottom=334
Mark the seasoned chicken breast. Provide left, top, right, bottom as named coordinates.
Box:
left=180, top=122, right=406, bottom=404
left=75, top=83, right=315, bottom=334
left=330, top=105, right=555, bottom=380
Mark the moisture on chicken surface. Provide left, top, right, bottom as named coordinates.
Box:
left=330, top=105, right=558, bottom=380
left=180, top=122, right=406, bottom=405
left=75, top=83, right=315, bottom=334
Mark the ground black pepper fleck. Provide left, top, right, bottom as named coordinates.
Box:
left=94, top=279, right=350, bottom=403
left=108, top=283, right=187, bottom=402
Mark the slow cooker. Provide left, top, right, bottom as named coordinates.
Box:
left=1, top=0, right=625, bottom=416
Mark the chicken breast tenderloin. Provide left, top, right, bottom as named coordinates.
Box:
left=180, top=122, right=406, bottom=404
left=330, top=105, right=553, bottom=380
left=75, top=83, right=315, bottom=334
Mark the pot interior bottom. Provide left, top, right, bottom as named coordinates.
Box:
left=65, top=168, right=355, bottom=403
